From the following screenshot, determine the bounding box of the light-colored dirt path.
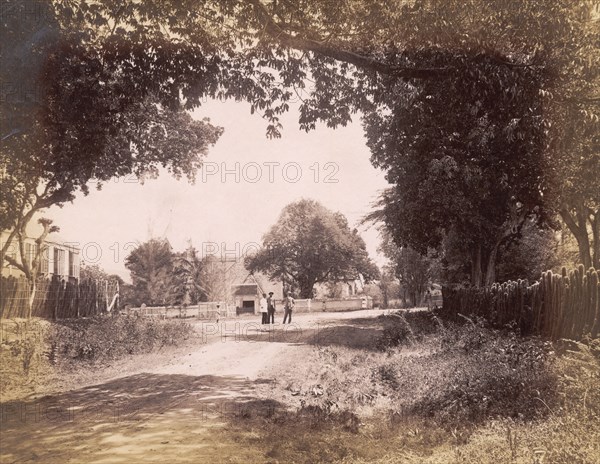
[0,309,391,464]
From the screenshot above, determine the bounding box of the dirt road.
[0,309,388,464]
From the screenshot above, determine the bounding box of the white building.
[1,230,80,281]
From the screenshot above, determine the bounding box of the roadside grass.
[236,311,600,464]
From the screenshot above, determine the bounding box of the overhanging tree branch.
[245,0,450,79]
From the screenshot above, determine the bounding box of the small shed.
[232,283,261,314]
[231,272,283,314]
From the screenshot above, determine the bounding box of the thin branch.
[4,254,25,272]
[17,228,31,279]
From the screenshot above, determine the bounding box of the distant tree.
[554,223,582,270]
[79,263,125,288]
[198,255,232,302]
[79,263,129,310]
[323,282,344,299]
[396,248,434,308]
[125,238,175,306]
[172,244,210,305]
[362,282,382,308]
[79,264,108,281]
[246,199,379,299]
[79,263,124,282]
[322,280,363,299]
[376,266,401,309]
[555,105,600,268]
[378,228,437,306]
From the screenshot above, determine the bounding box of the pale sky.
[46,99,390,281]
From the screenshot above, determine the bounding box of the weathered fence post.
[441,266,599,341]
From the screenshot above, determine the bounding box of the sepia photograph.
[1,1,599,463]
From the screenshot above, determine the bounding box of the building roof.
[232,283,259,296]
[0,230,80,251]
[45,234,80,250]
[199,256,283,300]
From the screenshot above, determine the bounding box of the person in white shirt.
[259,293,268,325]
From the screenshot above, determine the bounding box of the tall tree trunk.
[560,205,592,269]
[484,245,499,287]
[592,210,599,269]
[382,285,389,309]
[28,278,36,319]
[299,277,315,299]
[471,245,483,287]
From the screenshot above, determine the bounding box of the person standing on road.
[215,303,221,324]
[267,291,276,324]
[282,293,295,324]
[425,288,432,309]
[260,293,268,325]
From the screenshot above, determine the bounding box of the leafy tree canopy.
[124,238,174,306]
[1,0,223,267]
[40,0,598,126]
[246,199,379,298]
[365,50,551,286]
[51,0,597,276]
[2,0,598,281]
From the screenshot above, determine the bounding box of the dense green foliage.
[123,240,231,306]
[47,316,194,362]
[124,238,175,306]
[2,0,598,285]
[246,199,379,298]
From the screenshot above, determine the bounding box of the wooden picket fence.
[0,276,119,319]
[442,265,600,340]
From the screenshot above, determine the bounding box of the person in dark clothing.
[282,293,295,324]
[267,292,276,324]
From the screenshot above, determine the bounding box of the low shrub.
[377,314,413,349]
[388,319,557,424]
[0,319,52,399]
[292,404,361,433]
[280,311,558,427]
[377,310,444,350]
[372,364,400,390]
[46,315,195,364]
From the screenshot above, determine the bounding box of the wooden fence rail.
[442,265,600,340]
[0,276,119,319]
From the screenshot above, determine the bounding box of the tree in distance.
[246,199,380,299]
[124,238,175,307]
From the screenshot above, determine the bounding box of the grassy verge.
[236,311,600,464]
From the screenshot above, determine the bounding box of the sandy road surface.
[0,309,390,464]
